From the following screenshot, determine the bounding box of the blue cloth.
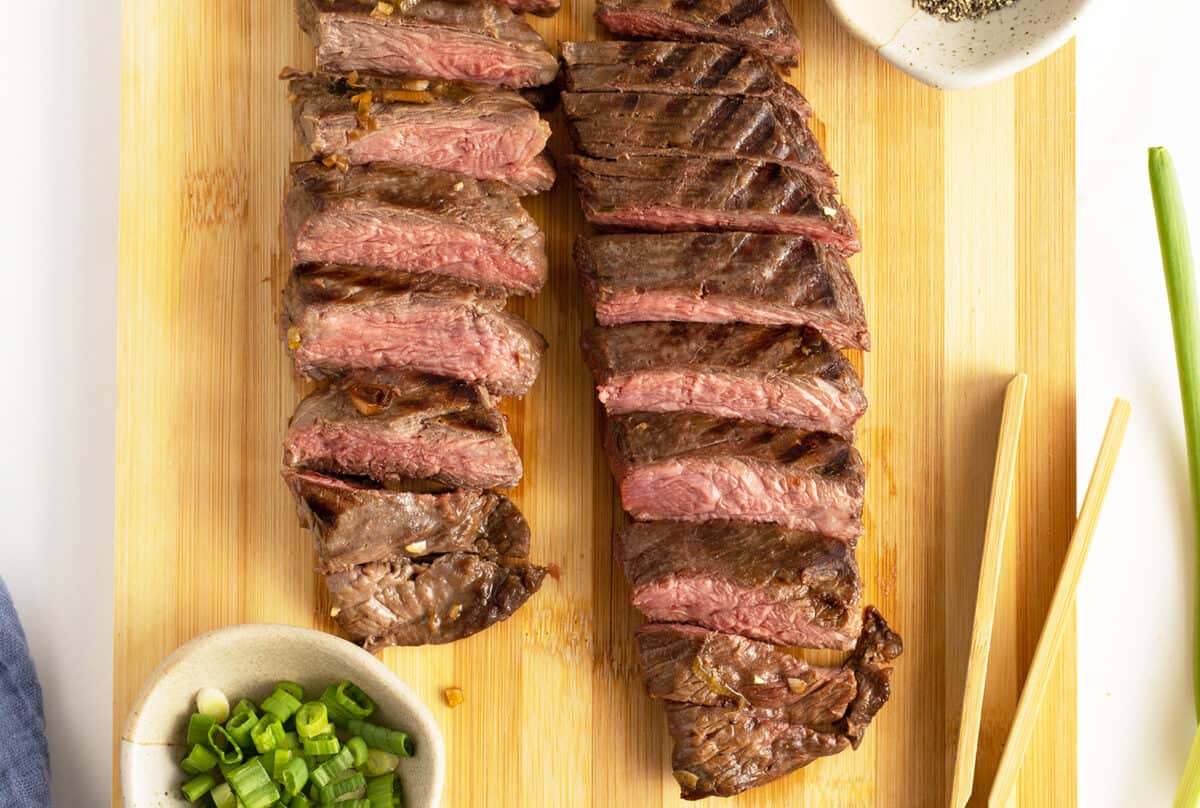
[0,577,50,807]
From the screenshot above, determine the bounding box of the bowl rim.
[119,622,446,806]
[822,0,1092,90]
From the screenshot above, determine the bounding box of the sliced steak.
[606,413,864,541]
[594,0,801,66]
[560,41,810,119]
[286,161,547,293]
[575,233,869,349]
[320,487,548,649]
[581,322,867,436]
[284,470,526,570]
[296,0,559,88]
[563,92,833,190]
[666,608,903,799]
[287,71,554,193]
[283,265,546,396]
[569,156,860,254]
[284,372,522,489]
[637,623,858,721]
[616,521,862,649]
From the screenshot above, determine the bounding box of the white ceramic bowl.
[824,0,1092,89]
[120,624,445,808]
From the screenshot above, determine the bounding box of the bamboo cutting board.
[115,2,1075,806]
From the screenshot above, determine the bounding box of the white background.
[0,1,1196,806]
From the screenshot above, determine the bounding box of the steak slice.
[286,161,547,293]
[284,470,526,570]
[605,413,865,541]
[283,265,546,396]
[560,41,810,118]
[296,0,559,88]
[575,233,869,349]
[581,322,867,436]
[563,92,833,190]
[665,608,902,799]
[318,483,548,649]
[284,372,522,489]
[594,0,801,66]
[637,623,858,721]
[287,71,554,194]
[616,521,863,649]
[569,156,860,254]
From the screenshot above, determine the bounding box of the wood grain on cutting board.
[114,1,1075,805]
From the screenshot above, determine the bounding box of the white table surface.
[1,1,1197,805]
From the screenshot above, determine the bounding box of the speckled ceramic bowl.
[824,0,1092,89]
[120,624,445,808]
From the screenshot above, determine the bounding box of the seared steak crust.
[563,92,832,189]
[283,266,546,396]
[575,233,869,348]
[286,161,547,293]
[287,71,554,193]
[594,0,801,66]
[560,41,810,117]
[284,372,523,489]
[582,322,867,436]
[569,156,860,253]
[284,470,527,570]
[616,521,863,649]
[296,0,559,88]
[666,608,902,799]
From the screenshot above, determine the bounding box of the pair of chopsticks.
[949,374,1132,808]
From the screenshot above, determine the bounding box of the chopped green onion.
[187,713,216,746]
[227,758,280,808]
[289,794,312,808]
[181,773,215,802]
[295,702,331,740]
[326,681,375,723]
[210,781,236,808]
[207,723,244,766]
[251,715,285,754]
[310,746,354,789]
[196,688,231,723]
[225,710,258,750]
[318,771,366,803]
[346,737,368,768]
[268,749,293,781]
[366,772,400,808]
[302,734,340,757]
[261,687,303,724]
[363,748,400,777]
[277,681,305,701]
[281,755,310,797]
[180,744,218,775]
[327,801,371,808]
[278,731,300,751]
[347,720,414,758]
[231,698,259,720]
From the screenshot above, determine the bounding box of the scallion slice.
[279,730,300,751]
[180,744,218,775]
[363,748,400,777]
[366,772,399,808]
[330,800,372,808]
[347,720,414,758]
[346,737,369,768]
[302,734,340,758]
[289,793,312,808]
[261,686,303,724]
[281,755,310,797]
[210,781,236,808]
[310,745,355,789]
[227,758,280,808]
[295,702,331,740]
[277,681,305,701]
[332,681,376,721]
[231,698,258,720]
[207,723,244,766]
[186,713,216,747]
[196,687,231,723]
[318,770,367,803]
[225,710,258,750]
[181,773,215,802]
[268,748,293,781]
[250,715,285,754]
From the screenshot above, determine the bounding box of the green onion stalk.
[1153,148,1200,808]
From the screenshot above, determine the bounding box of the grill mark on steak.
[282,266,546,396]
[286,161,548,294]
[560,41,809,115]
[616,521,863,648]
[568,156,859,253]
[665,608,902,799]
[594,0,801,66]
[296,0,559,88]
[283,470,528,570]
[564,93,833,189]
[605,413,865,540]
[581,322,867,436]
[284,372,523,489]
[286,71,554,193]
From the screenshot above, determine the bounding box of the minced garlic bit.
[321,154,350,172]
[286,326,303,349]
[405,540,428,555]
[380,89,433,104]
[401,79,430,92]
[447,603,463,620]
[787,677,809,694]
[451,180,465,192]
[673,770,699,790]
[371,1,396,16]
[821,205,838,218]
[443,687,464,708]
[330,606,341,617]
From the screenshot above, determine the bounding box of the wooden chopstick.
[987,398,1133,807]
[949,374,1029,808]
